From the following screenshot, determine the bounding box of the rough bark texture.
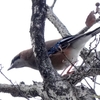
[0,82,95,100]
[46,5,70,37]
[0,0,100,100]
[29,0,98,100]
[30,0,60,82]
[30,0,80,100]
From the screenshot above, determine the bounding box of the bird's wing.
[47,27,100,55]
[45,38,62,50]
[47,36,73,55]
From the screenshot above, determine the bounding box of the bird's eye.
[11,55,20,64]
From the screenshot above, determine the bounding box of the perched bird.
[8,27,100,71]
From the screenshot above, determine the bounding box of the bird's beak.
[8,64,14,71]
[8,59,30,71]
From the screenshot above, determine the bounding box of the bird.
[8,27,100,71]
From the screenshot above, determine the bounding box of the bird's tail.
[86,27,100,36]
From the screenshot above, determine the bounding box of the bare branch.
[46,5,100,37]
[0,82,48,99]
[0,69,14,85]
[77,3,100,35]
[1,1,100,100]
[90,77,100,86]
[51,0,57,9]
[29,1,97,99]
[77,17,100,35]
[63,49,100,85]
[0,67,30,100]
[30,0,61,83]
[46,5,70,37]
[0,81,96,100]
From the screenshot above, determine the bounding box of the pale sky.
[0,0,100,100]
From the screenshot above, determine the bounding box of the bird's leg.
[66,61,77,74]
[60,65,68,76]
[58,45,77,75]
[61,61,77,76]
[58,46,71,75]
[60,65,73,76]
[58,46,68,76]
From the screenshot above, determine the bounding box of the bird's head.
[8,54,30,70]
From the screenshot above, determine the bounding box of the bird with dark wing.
[8,27,100,71]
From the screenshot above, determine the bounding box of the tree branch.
[0,82,49,99]
[51,0,57,9]
[77,17,100,34]
[0,82,96,100]
[46,5,71,37]
[29,0,98,99]
[46,5,100,37]
[63,50,100,85]
[30,0,79,100]
[30,0,61,83]
[0,1,100,100]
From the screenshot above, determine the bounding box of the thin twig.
[93,76,96,90]
[51,0,57,9]
[77,17,100,35]
[89,77,100,86]
[0,65,30,100]
[0,68,14,85]
[46,5,71,37]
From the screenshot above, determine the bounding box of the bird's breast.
[50,48,77,70]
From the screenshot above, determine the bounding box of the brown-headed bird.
[8,27,100,71]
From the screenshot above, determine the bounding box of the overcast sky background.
[0,0,100,100]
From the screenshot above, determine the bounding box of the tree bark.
[0,0,100,100]
[29,0,97,100]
